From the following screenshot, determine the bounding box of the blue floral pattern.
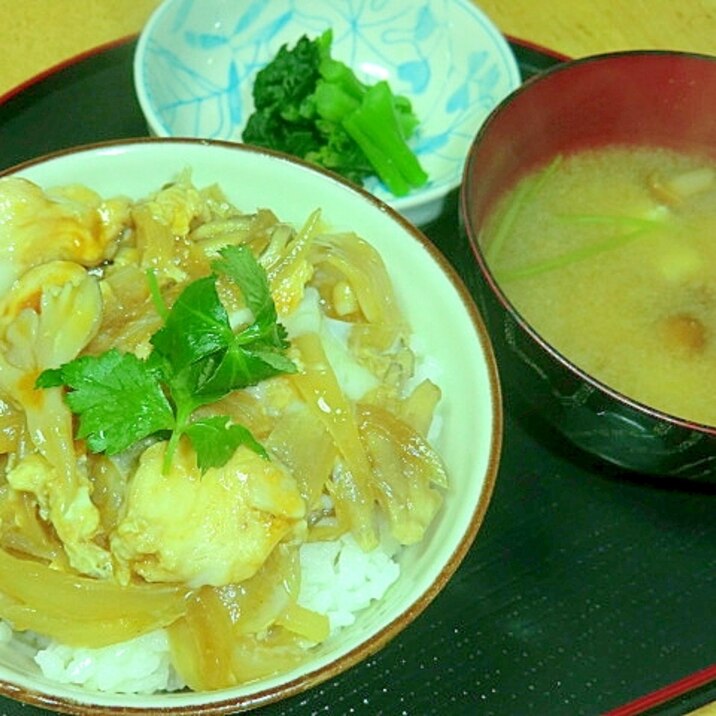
[136,0,520,210]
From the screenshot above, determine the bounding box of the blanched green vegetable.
[242,30,428,196]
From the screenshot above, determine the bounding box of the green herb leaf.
[35,368,64,388]
[191,342,296,402]
[213,245,288,348]
[185,416,268,473]
[150,275,233,372]
[35,244,295,473]
[41,349,175,455]
[213,246,272,322]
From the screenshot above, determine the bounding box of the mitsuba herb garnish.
[36,245,296,473]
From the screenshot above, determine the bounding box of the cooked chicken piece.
[0,262,111,578]
[0,177,128,295]
[0,261,101,361]
[111,440,306,587]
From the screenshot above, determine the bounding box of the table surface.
[0,2,715,716]
[3,0,716,97]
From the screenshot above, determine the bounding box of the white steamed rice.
[3,531,401,694]
[33,630,183,694]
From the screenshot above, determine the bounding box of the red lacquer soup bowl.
[461,51,716,482]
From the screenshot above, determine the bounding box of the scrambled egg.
[111,441,306,587]
[6,452,111,577]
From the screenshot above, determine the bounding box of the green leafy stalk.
[485,155,564,264]
[163,400,194,474]
[146,269,169,321]
[493,210,665,282]
[554,213,663,230]
[493,226,653,282]
[341,81,428,196]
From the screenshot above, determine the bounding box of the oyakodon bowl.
[132,0,521,226]
[461,50,716,482]
[0,138,501,714]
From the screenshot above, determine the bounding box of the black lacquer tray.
[0,37,714,716]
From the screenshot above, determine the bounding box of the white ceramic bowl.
[133,0,521,226]
[0,138,502,714]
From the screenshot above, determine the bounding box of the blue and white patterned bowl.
[133,0,521,225]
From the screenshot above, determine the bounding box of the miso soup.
[482,145,716,426]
